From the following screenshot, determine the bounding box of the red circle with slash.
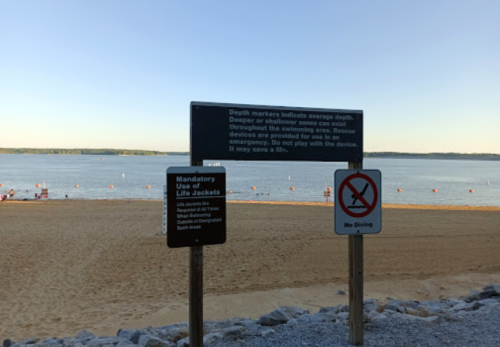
[338,173,378,218]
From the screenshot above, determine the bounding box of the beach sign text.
[191,102,363,162]
[166,166,226,248]
[334,169,382,235]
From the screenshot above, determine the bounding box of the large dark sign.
[166,166,226,248]
[191,102,363,162]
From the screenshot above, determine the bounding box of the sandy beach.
[1,200,499,340]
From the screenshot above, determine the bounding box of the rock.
[367,311,387,320]
[468,290,481,301]
[279,306,309,318]
[337,312,349,320]
[43,339,64,344]
[77,331,96,343]
[308,313,333,323]
[450,302,468,312]
[220,326,243,337]
[363,299,380,312]
[386,302,405,313]
[257,307,295,326]
[447,298,466,308]
[483,284,500,295]
[337,290,346,295]
[17,339,40,345]
[478,290,498,300]
[319,306,341,315]
[405,307,419,316]
[62,338,79,346]
[156,326,188,343]
[450,301,483,312]
[129,332,141,345]
[115,342,137,347]
[175,337,188,347]
[85,338,126,347]
[260,329,275,338]
[479,298,499,306]
[367,310,380,320]
[138,335,174,347]
[382,309,397,316]
[116,330,138,340]
[203,333,222,345]
[404,301,421,310]
[373,313,388,320]
[386,299,419,313]
[239,319,261,333]
[418,304,445,315]
[39,342,62,347]
[394,313,439,323]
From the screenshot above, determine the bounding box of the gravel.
[209,305,500,347]
[4,284,500,347]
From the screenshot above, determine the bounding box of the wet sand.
[1,200,499,339]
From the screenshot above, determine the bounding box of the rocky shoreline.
[4,284,500,347]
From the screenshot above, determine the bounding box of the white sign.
[163,185,167,234]
[334,169,381,235]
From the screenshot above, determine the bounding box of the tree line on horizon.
[0,148,188,156]
[364,152,500,160]
[0,148,498,160]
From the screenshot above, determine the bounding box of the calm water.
[0,154,499,206]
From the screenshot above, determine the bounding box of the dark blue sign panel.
[191,102,363,162]
[167,166,226,248]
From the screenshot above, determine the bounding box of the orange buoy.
[228,190,233,194]
[0,183,3,187]
[36,184,41,187]
[290,187,295,190]
[146,185,151,189]
[327,187,332,191]
[470,189,474,193]
[251,186,256,190]
[433,189,438,192]
[109,185,114,189]
[397,188,402,192]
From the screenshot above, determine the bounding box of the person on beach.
[10,189,15,199]
[65,194,68,199]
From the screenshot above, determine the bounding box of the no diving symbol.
[338,173,378,218]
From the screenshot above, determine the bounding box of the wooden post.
[190,159,203,347]
[348,160,364,345]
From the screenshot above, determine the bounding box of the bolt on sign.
[166,166,226,248]
[191,102,363,163]
[334,169,382,235]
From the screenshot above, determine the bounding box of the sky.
[1,1,499,153]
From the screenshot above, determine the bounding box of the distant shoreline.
[0,148,188,156]
[1,149,499,160]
